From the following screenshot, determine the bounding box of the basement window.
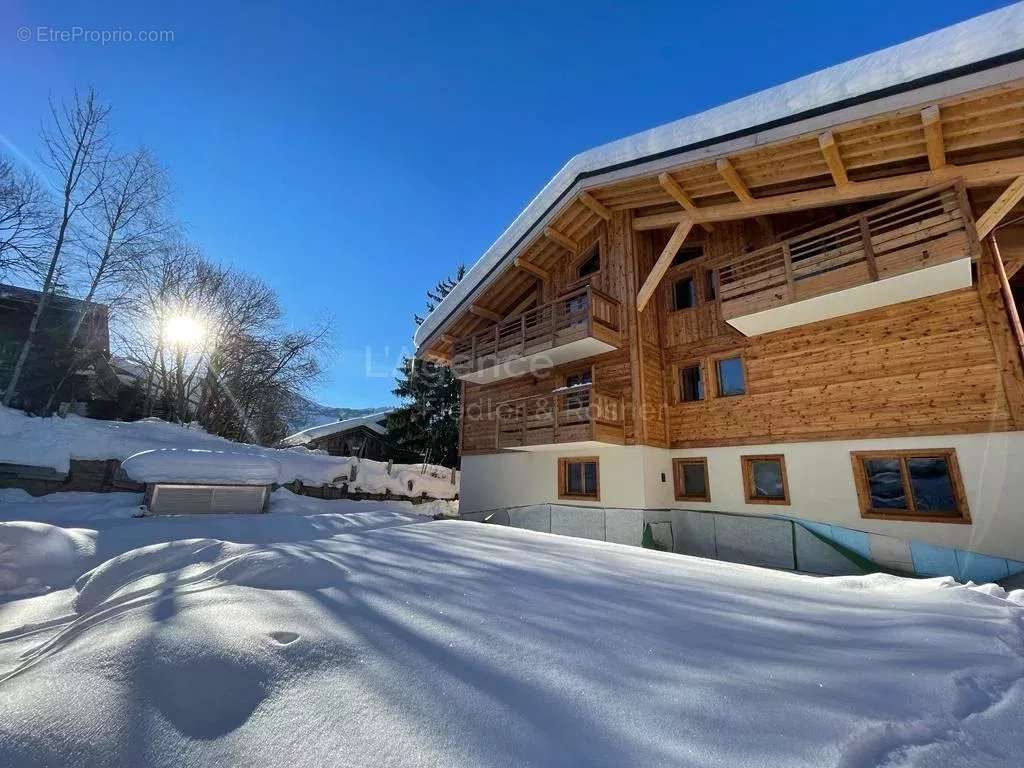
[678,364,704,402]
[576,244,600,279]
[742,455,789,505]
[673,458,710,502]
[851,449,969,522]
[673,277,696,310]
[559,456,600,501]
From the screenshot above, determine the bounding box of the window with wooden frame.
[673,458,710,502]
[575,243,600,280]
[672,275,696,311]
[850,449,970,523]
[677,363,704,403]
[558,456,600,501]
[741,454,789,505]
[562,368,592,411]
[715,356,746,397]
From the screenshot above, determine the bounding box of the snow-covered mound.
[0,405,457,499]
[0,489,1022,767]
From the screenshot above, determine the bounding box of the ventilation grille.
[148,484,269,515]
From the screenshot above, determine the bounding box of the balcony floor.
[457,335,617,384]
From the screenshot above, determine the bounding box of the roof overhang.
[414,4,1024,354]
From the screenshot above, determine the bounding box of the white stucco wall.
[460,432,1024,562]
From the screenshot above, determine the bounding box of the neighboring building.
[413,7,1024,578]
[0,283,119,414]
[280,410,397,459]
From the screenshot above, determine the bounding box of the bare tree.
[0,155,48,282]
[42,148,169,411]
[3,89,110,407]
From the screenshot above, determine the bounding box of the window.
[741,455,789,505]
[716,356,746,397]
[673,277,696,310]
[672,244,704,267]
[851,449,969,522]
[678,364,704,402]
[705,269,717,301]
[576,244,600,279]
[673,458,710,502]
[558,456,600,500]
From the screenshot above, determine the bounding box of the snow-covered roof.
[415,4,1024,349]
[279,410,394,447]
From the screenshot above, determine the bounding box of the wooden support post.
[976,176,1024,239]
[781,243,795,301]
[818,131,848,186]
[858,217,879,280]
[921,106,946,171]
[658,172,713,232]
[578,191,612,221]
[990,234,1024,371]
[716,158,754,203]
[636,218,694,312]
[544,226,578,254]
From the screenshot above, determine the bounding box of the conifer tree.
[388,265,465,467]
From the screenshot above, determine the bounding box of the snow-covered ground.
[1,490,1022,767]
[0,406,457,499]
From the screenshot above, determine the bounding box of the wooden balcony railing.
[494,384,625,449]
[451,285,622,378]
[717,182,978,321]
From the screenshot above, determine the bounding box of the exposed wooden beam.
[657,172,713,232]
[636,218,694,313]
[440,333,456,345]
[513,257,549,281]
[716,158,754,203]
[631,156,1024,230]
[469,304,502,323]
[818,131,848,186]
[976,175,1024,239]
[921,105,947,171]
[578,191,612,221]
[544,226,578,254]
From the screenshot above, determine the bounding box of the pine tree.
[388,265,466,467]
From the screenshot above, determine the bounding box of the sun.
[164,314,204,347]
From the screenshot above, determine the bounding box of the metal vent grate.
[148,484,270,515]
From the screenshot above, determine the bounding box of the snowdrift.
[1,488,1022,767]
[0,405,457,499]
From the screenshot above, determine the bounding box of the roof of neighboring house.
[0,283,109,316]
[414,4,1024,350]
[280,410,394,447]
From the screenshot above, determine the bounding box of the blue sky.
[1,0,1010,406]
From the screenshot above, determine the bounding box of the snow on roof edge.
[280,410,394,446]
[414,3,1024,349]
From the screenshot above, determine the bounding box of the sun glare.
[164,315,204,347]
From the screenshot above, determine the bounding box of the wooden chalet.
[414,6,1024,571]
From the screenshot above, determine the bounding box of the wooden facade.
[425,76,1024,461]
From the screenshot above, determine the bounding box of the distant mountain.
[285,396,393,435]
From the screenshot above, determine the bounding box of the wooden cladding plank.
[636,219,694,312]
[976,175,1024,239]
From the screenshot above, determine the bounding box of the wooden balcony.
[495,384,625,450]
[451,285,623,383]
[717,182,980,335]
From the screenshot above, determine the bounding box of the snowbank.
[0,490,1022,766]
[0,521,96,598]
[0,405,458,499]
